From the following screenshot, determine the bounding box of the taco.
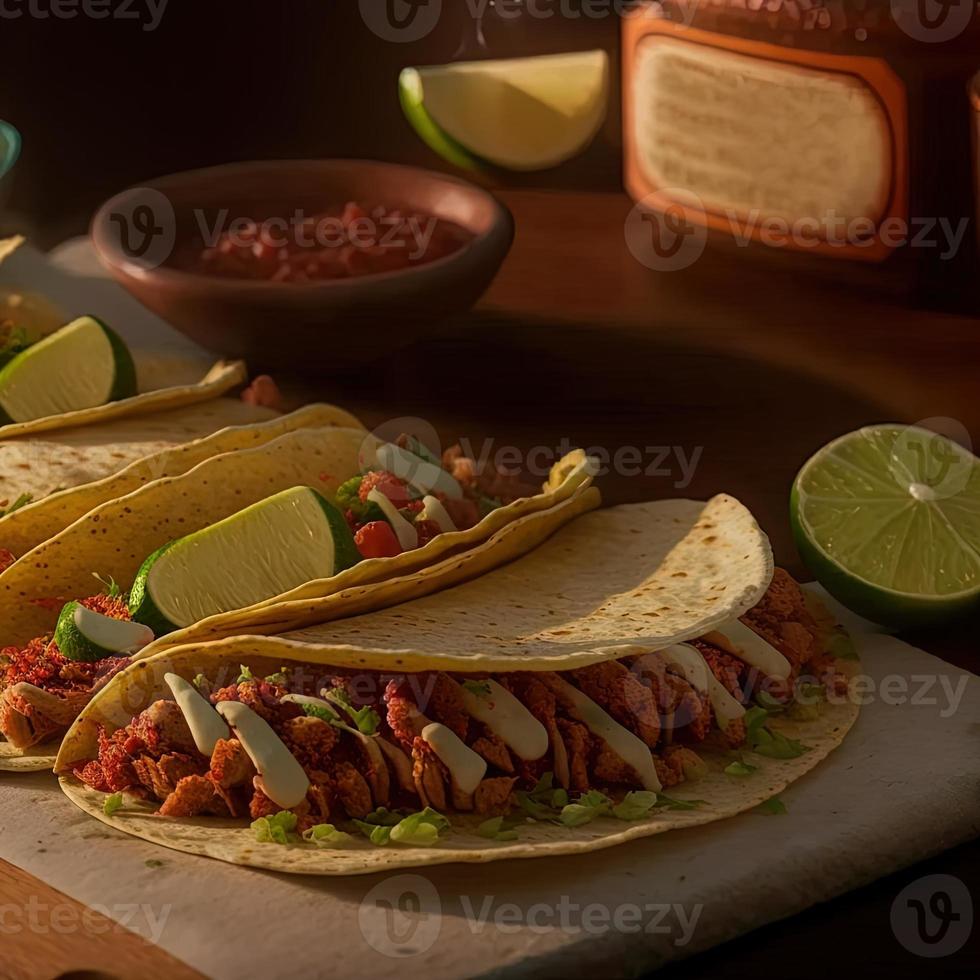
[54,499,858,873]
[0,437,599,768]
[0,402,362,561]
[0,305,251,440]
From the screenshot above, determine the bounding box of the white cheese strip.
[459,679,548,761]
[376,443,463,499]
[660,645,746,733]
[215,701,309,809]
[164,673,230,757]
[420,495,457,534]
[552,677,662,791]
[704,620,792,680]
[421,722,487,794]
[367,488,419,551]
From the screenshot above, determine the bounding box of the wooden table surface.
[1,189,977,979]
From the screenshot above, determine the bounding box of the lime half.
[400,50,609,172]
[791,425,980,628]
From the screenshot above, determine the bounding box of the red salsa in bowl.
[172,202,475,283]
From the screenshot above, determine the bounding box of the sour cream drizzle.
[164,673,229,757]
[420,495,457,534]
[215,701,309,808]
[421,722,487,794]
[367,488,418,551]
[551,677,662,792]
[660,645,746,732]
[458,679,548,761]
[704,620,792,680]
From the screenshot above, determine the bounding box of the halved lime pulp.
[0,315,136,423]
[400,50,609,172]
[791,425,980,627]
[129,486,361,634]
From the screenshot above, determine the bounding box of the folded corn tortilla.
[0,403,362,559]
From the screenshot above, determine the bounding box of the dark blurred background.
[0,0,624,245]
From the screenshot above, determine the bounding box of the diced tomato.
[358,471,410,507]
[354,521,402,559]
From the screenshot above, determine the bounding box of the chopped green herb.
[560,790,612,827]
[0,492,33,519]
[753,730,809,759]
[757,797,788,816]
[302,702,338,723]
[325,688,380,736]
[191,674,210,696]
[251,810,298,845]
[336,475,386,523]
[461,679,492,697]
[654,793,705,811]
[302,823,354,847]
[754,690,785,713]
[264,669,288,686]
[237,665,254,684]
[103,792,123,817]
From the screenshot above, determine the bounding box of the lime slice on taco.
[129,486,362,635]
[791,425,980,627]
[399,50,609,171]
[53,601,154,663]
[0,315,137,423]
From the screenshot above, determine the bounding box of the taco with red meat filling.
[56,496,859,872]
[0,430,598,769]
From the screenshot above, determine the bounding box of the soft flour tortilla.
[0,440,598,649]
[0,359,249,441]
[54,506,858,873]
[0,403,363,559]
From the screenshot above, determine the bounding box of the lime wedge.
[54,601,154,663]
[791,425,980,627]
[0,315,136,423]
[129,486,361,634]
[400,50,609,172]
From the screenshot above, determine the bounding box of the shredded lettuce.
[302,823,354,847]
[611,790,658,821]
[103,792,123,817]
[354,807,449,847]
[744,704,810,759]
[560,790,612,827]
[477,816,519,841]
[0,492,31,519]
[724,760,758,777]
[251,810,298,845]
[757,797,788,816]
